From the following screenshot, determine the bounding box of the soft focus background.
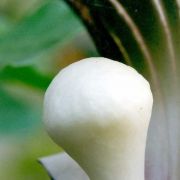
[0,0,98,179]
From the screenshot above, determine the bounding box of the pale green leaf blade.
[0,0,83,67]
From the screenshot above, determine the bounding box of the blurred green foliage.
[0,0,85,135]
[0,0,96,179]
[0,0,83,67]
[0,66,52,90]
[0,87,40,134]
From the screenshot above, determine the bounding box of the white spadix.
[43,57,153,180]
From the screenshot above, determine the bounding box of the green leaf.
[0,66,52,90]
[0,17,13,35]
[0,87,41,135]
[0,0,83,67]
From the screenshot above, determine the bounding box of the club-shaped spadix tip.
[43,57,153,180]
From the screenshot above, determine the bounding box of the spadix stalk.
[43,57,153,180]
